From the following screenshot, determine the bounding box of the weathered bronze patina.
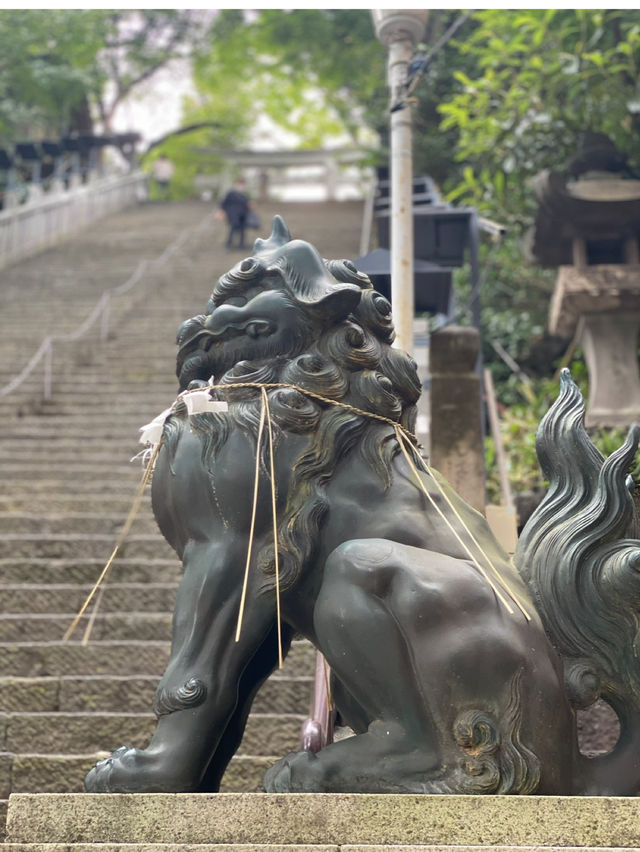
[85,217,640,795]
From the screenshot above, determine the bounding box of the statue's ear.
[316,284,362,323]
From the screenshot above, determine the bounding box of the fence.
[0,209,216,402]
[0,171,148,271]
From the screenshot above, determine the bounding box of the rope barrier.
[0,209,217,401]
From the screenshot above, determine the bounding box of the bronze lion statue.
[86,216,640,795]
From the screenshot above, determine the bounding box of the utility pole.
[372,10,429,355]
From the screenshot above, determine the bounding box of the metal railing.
[0,209,217,401]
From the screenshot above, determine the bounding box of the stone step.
[0,613,172,643]
[0,712,304,756]
[0,404,175,420]
[1,426,150,441]
[1,753,274,796]
[0,374,177,389]
[0,674,312,715]
[0,387,175,403]
[0,558,180,585]
[0,419,155,434]
[0,437,137,450]
[2,844,340,852]
[0,514,159,536]
[8,793,640,847]
[0,583,177,614]
[0,535,174,560]
[0,480,152,495]
[0,464,142,480]
[0,447,154,462]
[0,640,315,678]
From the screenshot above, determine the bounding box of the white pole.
[388,36,415,355]
[372,10,429,358]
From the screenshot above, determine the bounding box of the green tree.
[0,10,107,144]
[94,11,210,133]
[193,10,387,149]
[438,9,640,226]
[0,10,212,146]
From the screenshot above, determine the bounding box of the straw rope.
[64,378,529,645]
[261,387,284,668]
[63,440,163,642]
[234,391,267,644]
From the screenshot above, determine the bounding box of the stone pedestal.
[549,264,640,428]
[7,792,640,849]
[429,326,485,513]
[581,312,640,428]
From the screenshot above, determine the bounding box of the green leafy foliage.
[0,10,108,144]
[437,9,640,226]
[95,11,208,132]
[193,10,387,148]
[485,358,640,503]
[0,10,209,146]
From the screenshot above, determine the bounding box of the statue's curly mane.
[164,251,421,593]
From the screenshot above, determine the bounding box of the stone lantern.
[528,134,640,428]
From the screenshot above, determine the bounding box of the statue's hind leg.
[265,539,445,793]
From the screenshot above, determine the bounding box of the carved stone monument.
[84,216,640,796]
[429,325,485,512]
[528,133,640,427]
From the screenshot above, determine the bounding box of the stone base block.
[6,793,640,847]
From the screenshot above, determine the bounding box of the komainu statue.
[85,216,640,796]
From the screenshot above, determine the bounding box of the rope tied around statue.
[63,380,531,653]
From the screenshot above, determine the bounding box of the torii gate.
[191,146,369,202]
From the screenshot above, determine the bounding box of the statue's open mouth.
[178,318,275,358]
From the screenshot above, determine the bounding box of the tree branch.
[144,121,222,154]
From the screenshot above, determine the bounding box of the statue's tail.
[515,369,640,794]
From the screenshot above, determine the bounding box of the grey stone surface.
[580,312,640,428]
[0,754,11,799]
[0,641,314,679]
[549,264,640,339]
[0,614,173,643]
[1,712,303,756]
[6,755,274,795]
[429,326,485,512]
[5,847,640,852]
[0,535,175,561]
[0,559,180,586]
[2,846,339,852]
[0,584,178,615]
[7,794,640,846]
[0,679,59,714]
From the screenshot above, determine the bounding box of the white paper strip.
[139,406,174,446]
[182,389,229,416]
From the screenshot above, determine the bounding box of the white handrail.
[0,208,217,401]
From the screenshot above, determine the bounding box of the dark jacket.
[220,189,249,226]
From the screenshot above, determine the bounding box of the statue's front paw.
[85,746,133,792]
[263,750,318,792]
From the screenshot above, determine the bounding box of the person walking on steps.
[218,177,251,250]
[151,155,175,200]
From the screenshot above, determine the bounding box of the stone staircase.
[6,791,640,850]
[0,199,366,837]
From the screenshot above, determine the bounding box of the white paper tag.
[182,389,229,416]
[139,406,174,446]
